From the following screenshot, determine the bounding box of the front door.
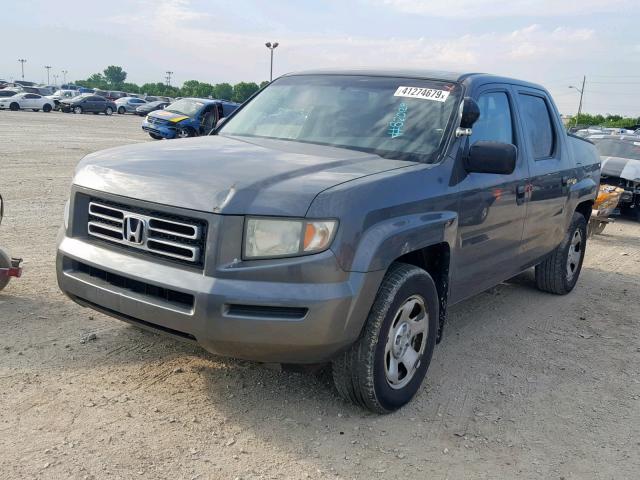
[451,86,530,302]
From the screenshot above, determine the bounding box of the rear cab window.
[518,93,556,159]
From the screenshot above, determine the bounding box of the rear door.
[92,96,106,112]
[513,88,573,263]
[452,85,530,301]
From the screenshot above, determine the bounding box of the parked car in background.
[59,70,600,412]
[135,100,169,116]
[78,87,94,94]
[115,97,147,114]
[0,89,20,98]
[0,92,54,112]
[47,89,80,110]
[589,134,640,220]
[106,91,127,101]
[36,86,55,96]
[60,94,116,115]
[144,95,173,103]
[141,98,238,139]
[93,90,108,98]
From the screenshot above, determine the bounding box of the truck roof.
[283,68,546,91]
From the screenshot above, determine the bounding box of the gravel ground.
[0,110,639,480]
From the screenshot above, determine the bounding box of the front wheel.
[176,127,194,138]
[105,107,113,115]
[73,106,83,114]
[535,212,587,295]
[332,263,439,413]
[9,103,19,111]
[117,107,125,114]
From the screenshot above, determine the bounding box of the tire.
[149,133,163,140]
[0,249,11,291]
[588,220,607,237]
[535,212,587,295]
[117,107,125,114]
[105,107,113,116]
[176,127,194,138]
[43,104,52,112]
[32,109,39,112]
[73,106,83,114]
[9,103,19,111]
[332,263,439,413]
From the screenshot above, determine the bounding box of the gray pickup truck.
[57,70,600,412]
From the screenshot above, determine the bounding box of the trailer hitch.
[0,258,23,280]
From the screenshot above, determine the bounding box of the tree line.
[74,65,269,103]
[571,113,639,128]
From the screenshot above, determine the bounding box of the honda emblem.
[124,216,145,244]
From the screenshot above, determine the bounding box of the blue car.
[142,98,239,140]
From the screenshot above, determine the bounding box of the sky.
[2,0,639,116]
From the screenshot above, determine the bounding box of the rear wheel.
[9,103,19,111]
[117,107,126,114]
[535,212,587,295]
[32,109,39,112]
[105,107,113,115]
[43,104,52,112]
[332,263,438,413]
[0,249,12,291]
[73,106,83,114]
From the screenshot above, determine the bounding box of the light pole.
[62,70,68,84]
[18,58,27,80]
[569,75,586,126]
[45,65,52,85]
[53,74,59,85]
[165,71,173,86]
[265,42,279,82]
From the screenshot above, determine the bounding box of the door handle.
[516,184,526,205]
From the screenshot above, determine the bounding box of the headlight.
[244,218,337,259]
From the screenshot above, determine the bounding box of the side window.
[518,94,555,159]
[94,96,105,102]
[470,92,513,145]
[26,94,39,99]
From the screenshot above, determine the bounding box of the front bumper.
[141,120,176,139]
[57,220,382,364]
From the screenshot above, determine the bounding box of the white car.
[0,92,54,112]
[47,89,80,110]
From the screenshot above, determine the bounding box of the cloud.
[374,0,634,17]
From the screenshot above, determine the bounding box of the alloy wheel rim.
[177,129,189,138]
[384,295,428,390]
[566,229,583,282]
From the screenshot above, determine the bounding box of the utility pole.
[45,65,52,85]
[53,74,59,85]
[62,70,68,84]
[165,71,173,86]
[18,58,27,80]
[265,42,279,82]
[569,76,586,126]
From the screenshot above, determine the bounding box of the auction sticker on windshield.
[394,86,450,103]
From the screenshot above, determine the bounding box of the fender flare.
[348,211,458,273]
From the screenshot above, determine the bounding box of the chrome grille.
[87,200,205,265]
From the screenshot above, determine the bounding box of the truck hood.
[601,155,640,182]
[73,135,415,216]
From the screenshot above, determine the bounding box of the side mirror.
[460,97,480,129]
[466,141,516,175]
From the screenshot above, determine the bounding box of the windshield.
[591,138,640,160]
[219,75,461,162]
[165,99,205,116]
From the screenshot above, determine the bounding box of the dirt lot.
[0,110,638,479]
